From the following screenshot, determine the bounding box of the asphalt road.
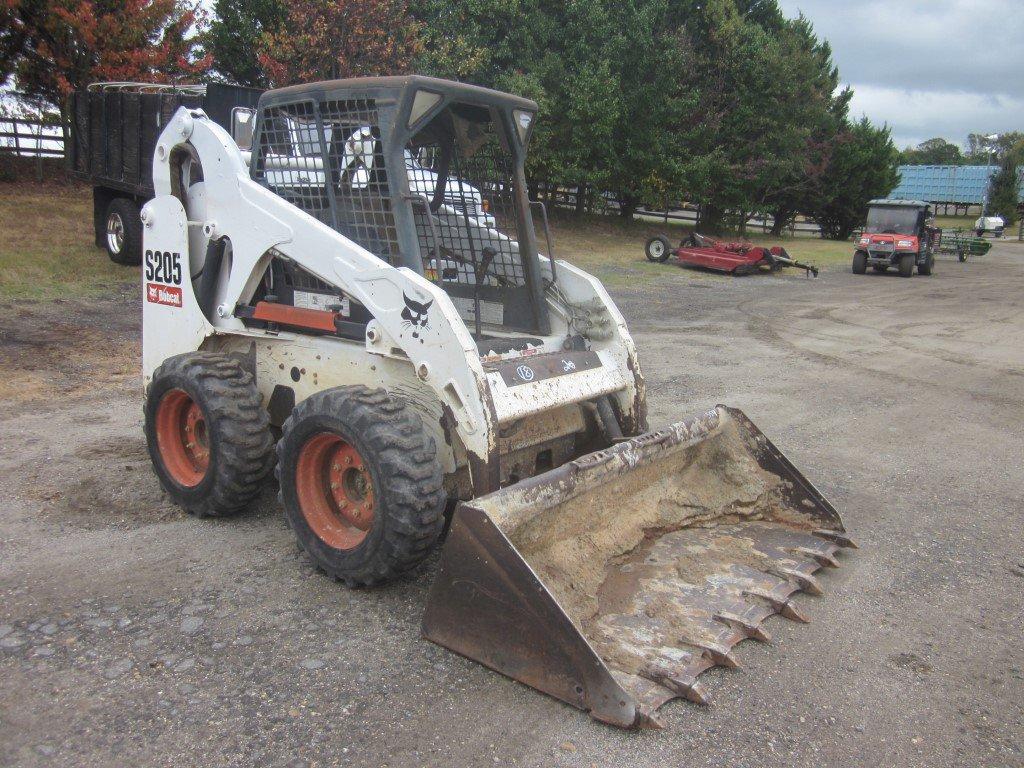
[1,242,1022,767]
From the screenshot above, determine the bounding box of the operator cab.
[246,76,551,342]
[864,199,932,237]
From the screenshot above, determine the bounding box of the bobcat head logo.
[401,293,433,340]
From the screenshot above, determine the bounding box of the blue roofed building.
[889,165,1024,215]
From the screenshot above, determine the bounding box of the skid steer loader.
[140,76,854,728]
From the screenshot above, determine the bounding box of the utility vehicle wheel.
[277,386,445,586]
[898,254,915,277]
[872,265,888,273]
[145,352,275,516]
[645,235,673,263]
[105,198,142,265]
[852,251,867,274]
[918,254,934,276]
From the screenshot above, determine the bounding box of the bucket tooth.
[814,529,858,549]
[779,568,824,596]
[715,611,772,643]
[642,667,711,706]
[778,598,810,623]
[696,643,741,670]
[796,546,840,568]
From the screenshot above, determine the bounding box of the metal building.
[889,165,1024,215]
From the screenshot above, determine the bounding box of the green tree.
[899,138,963,165]
[807,117,899,240]
[206,0,286,87]
[760,14,850,234]
[987,155,1020,227]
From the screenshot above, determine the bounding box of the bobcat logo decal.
[401,293,433,340]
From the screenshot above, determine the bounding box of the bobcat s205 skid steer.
[140,76,854,728]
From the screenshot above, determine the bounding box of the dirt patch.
[23,432,185,531]
[0,299,138,407]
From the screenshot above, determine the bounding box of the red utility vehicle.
[645,232,818,277]
[853,199,940,277]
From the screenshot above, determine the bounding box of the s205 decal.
[145,250,184,307]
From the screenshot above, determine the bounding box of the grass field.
[0,184,130,300]
[0,184,858,301]
[545,213,853,287]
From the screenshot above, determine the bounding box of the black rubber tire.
[645,235,674,263]
[918,254,934,276]
[852,251,867,274]
[958,249,967,263]
[898,254,915,277]
[105,197,142,266]
[277,386,445,586]
[872,265,888,273]
[144,352,275,517]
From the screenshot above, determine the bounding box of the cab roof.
[260,75,538,113]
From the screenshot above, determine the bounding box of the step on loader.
[139,76,854,728]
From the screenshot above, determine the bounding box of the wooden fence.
[0,118,65,158]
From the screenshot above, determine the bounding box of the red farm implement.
[645,233,818,277]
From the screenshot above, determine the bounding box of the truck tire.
[852,251,867,274]
[277,386,446,586]
[105,197,142,266]
[898,254,915,277]
[145,352,275,517]
[918,254,934,276]
[645,235,674,263]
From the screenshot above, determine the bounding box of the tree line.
[2,0,902,239]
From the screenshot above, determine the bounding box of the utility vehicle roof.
[868,198,930,208]
[260,75,538,113]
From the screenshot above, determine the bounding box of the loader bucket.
[422,406,855,728]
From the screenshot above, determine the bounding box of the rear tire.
[105,198,142,265]
[918,254,934,275]
[898,254,915,277]
[852,251,867,274]
[645,235,673,263]
[277,386,446,586]
[145,352,275,517]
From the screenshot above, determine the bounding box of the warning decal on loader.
[489,350,601,387]
[146,283,183,307]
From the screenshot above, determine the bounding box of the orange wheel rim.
[295,432,375,550]
[155,388,210,487]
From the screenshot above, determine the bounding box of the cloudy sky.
[778,0,1024,150]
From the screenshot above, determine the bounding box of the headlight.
[897,239,914,248]
[859,236,870,245]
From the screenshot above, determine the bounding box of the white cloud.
[848,85,1024,149]
[779,0,1024,148]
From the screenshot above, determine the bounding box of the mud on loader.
[140,76,854,728]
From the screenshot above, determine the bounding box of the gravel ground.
[1,242,1022,767]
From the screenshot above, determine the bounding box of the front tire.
[918,254,934,275]
[645,235,673,263]
[898,254,915,277]
[105,197,142,265]
[277,386,445,586]
[145,352,275,516]
[852,251,867,274]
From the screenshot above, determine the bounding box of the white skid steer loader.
[140,76,854,728]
